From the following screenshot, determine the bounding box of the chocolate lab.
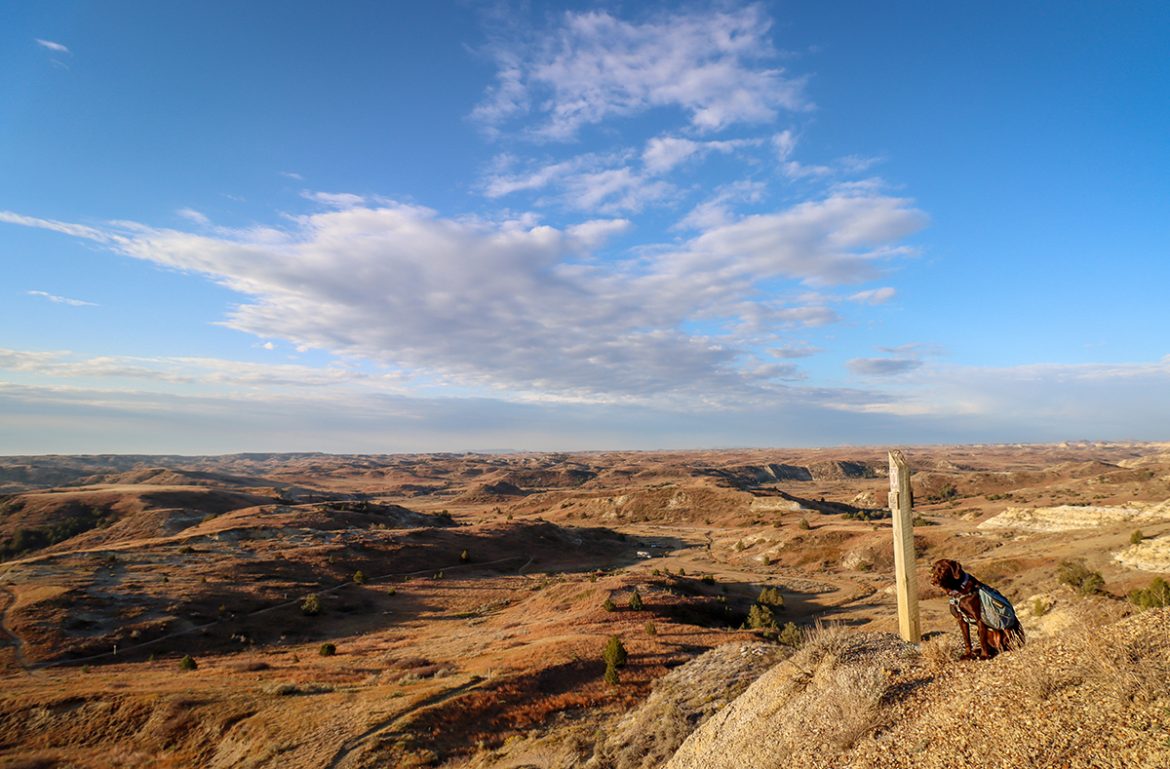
[929,559,1026,660]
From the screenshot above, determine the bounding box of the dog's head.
[930,559,965,590]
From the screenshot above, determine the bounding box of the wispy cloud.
[35,39,70,54]
[2,190,926,403]
[176,208,210,225]
[26,290,97,307]
[847,357,923,376]
[0,348,391,390]
[280,171,304,180]
[849,287,896,305]
[473,5,809,140]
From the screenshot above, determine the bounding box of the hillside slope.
[665,607,1170,769]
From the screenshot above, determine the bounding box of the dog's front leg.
[958,618,976,660]
[975,621,997,659]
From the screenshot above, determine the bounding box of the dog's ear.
[930,559,962,586]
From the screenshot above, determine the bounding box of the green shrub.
[644,620,657,636]
[628,590,644,611]
[353,570,366,585]
[604,664,620,686]
[386,587,397,596]
[1057,560,1105,596]
[757,586,784,608]
[603,635,628,668]
[300,594,321,616]
[602,597,616,612]
[1129,577,1170,610]
[1130,530,1145,545]
[459,549,470,563]
[178,655,198,671]
[777,622,803,648]
[1030,597,1050,617]
[798,518,811,530]
[319,642,336,656]
[746,603,779,633]
[700,574,715,585]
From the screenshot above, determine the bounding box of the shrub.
[602,597,616,612]
[700,574,715,585]
[387,587,397,596]
[757,586,784,608]
[628,590,644,611]
[644,620,657,636]
[798,518,811,530]
[603,635,628,668]
[459,549,470,563]
[353,570,366,585]
[319,642,337,656]
[178,655,198,671]
[1129,577,1170,610]
[777,622,803,648]
[746,603,779,633]
[1057,560,1105,596]
[604,664,620,686]
[300,594,321,616]
[1130,529,1145,545]
[1030,597,1050,617]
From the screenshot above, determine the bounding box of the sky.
[1,1,1169,454]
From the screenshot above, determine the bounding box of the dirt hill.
[665,607,1170,769]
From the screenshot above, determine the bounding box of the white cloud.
[849,287,896,305]
[474,5,809,140]
[773,130,798,161]
[35,39,70,54]
[176,208,210,225]
[676,180,767,231]
[566,219,632,250]
[26,290,97,307]
[2,191,924,402]
[280,171,304,180]
[642,136,758,174]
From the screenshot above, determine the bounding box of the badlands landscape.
[1,443,1169,769]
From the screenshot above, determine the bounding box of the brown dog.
[929,559,1025,660]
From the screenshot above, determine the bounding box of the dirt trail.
[325,676,487,769]
[0,585,30,673]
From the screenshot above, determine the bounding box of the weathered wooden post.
[888,450,920,643]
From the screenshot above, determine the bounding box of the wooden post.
[888,450,920,643]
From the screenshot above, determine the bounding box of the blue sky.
[2,1,1168,453]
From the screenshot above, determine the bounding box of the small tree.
[319,642,337,656]
[460,548,471,563]
[746,603,779,633]
[777,622,803,648]
[353,570,366,585]
[628,590,644,611]
[645,620,657,636]
[1131,530,1145,545]
[602,597,616,612]
[301,594,321,616]
[603,635,628,669]
[604,664,620,686]
[1129,577,1170,609]
[757,586,784,608]
[178,655,198,671]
